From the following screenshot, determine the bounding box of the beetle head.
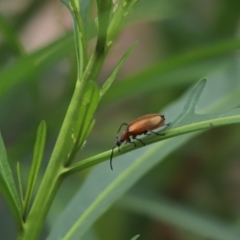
[159,114,165,120]
[116,138,122,147]
[115,135,122,147]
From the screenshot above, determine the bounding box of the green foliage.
[130,234,140,240]
[121,194,240,240]
[48,79,240,239]
[0,0,240,240]
[0,132,22,231]
[23,121,47,218]
[100,42,137,98]
[0,14,24,56]
[102,39,240,104]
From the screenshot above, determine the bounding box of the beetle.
[110,114,169,170]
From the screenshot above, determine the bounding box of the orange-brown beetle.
[110,114,168,170]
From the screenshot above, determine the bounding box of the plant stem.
[17,0,139,237]
[18,75,92,239]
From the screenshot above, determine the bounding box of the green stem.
[65,114,240,175]
[17,0,139,238]
[18,75,90,239]
[18,22,109,240]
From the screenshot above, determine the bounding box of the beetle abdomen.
[128,114,165,134]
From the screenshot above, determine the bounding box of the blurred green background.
[0,0,240,239]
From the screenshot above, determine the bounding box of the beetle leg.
[132,135,145,146]
[144,131,151,136]
[127,138,136,147]
[149,130,165,136]
[118,146,121,152]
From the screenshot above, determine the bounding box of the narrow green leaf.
[107,0,139,43]
[16,162,24,207]
[0,132,23,230]
[102,39,240,104]
[0,34,74,100]
[170,79,206,125]
[78,119,95,150]
[48,76,240,239]
[130,234,140,240]
[23,121,47,217]
[66,81,99,165]
[77,82,99,147]
[127,0,186,23]
[95,0,112,54]
[82,230,99,240]
[121,194,240,240]
[0,14,24,56]
[183,79,206,113]
[100,42,137,98]
[0,56,37,98]
[80,0,91,28]
[62,0,88,76]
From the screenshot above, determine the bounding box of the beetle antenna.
[110,146,116,170]
[117,123,128,134]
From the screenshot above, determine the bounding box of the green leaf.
[0,14,24,56]
[67,81,99,165]
[95,0,112,54]
[78,119,95,150]
[47,77,240,239]
[23,121,47,217]
[130,234,140,240]
[76,81,99,147]
[61,0,91,34]
[107,0,139,44]
[121,194,240,240]
[48,136,193,239]
[102,39,240,104]
[64,76,240,173]
[128,0,188,23]
[161,79,240,137]
[80,0,91,28]
[100,42,137,98]
[0,132,23,231]
[0,34,74,100]
[16,162,24,207]
[62,0,88,76]
[82,230,99,240]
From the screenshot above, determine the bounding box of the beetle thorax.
[116,131,130,146]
